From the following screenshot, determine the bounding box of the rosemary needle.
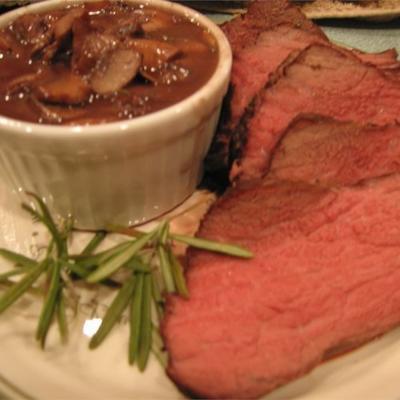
[168,249,189,299]
[0,249,38,268]
[87,230,157,283]
[0,267,34,283]
[63,261,93,279]
[136,273,152,372]
[171,234,253,258]
[157,223,175,294]
[89,275,136,349]
[23,193,66,257]
[57,291,68,344]
[157,246,175,294]
[72,241,132,269]
[129,273,144,365]
[151,272,164,321]
[36,261,61,348]
[80,231,107,256]
[0,260,48,314]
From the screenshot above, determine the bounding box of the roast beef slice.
[269,115,400,187]
[232,44,400,182]
[221,0,325,54]
[228,27,399,131]
[205,0,400,188]
[203,25,326,189]
[164,173,400,399]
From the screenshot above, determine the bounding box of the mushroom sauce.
[0,1,219,124]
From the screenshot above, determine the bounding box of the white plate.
[2,180,400,400]
[1,18,400,400]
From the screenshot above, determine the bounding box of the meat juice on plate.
[0,1,218,124]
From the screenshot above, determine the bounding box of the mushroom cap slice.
[89,48,141,95]
[35,69,92,105]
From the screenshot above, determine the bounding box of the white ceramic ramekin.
[0,0,231,229]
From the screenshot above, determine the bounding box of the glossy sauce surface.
[0,1,218,124]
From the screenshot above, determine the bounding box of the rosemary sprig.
[23,192,67,258]
[0,194,74,348]
[0,193,253,371]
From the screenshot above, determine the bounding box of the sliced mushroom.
[172,38,210,55]
[41,8,86,61]
[35,69,92,105]
[135,9,172,33]
[72,19,119,75]
[113,16,142,37]
[54,7,85,40]
[89,14,142,38]
[89,48,141,94]
[140,62,189,85]
[127,38,180,67]
[30,95,87,124]
[10,14,53,55]
[7,72,42,94]
[126,38,181,83]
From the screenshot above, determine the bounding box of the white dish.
[2,184,400,400]
[1,9,400,400]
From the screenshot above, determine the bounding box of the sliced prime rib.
[228,31,399,131]
[204,0,327,188]
[164,173,400,399]
[204,24,325,189]
[230,44,400,182]
[164,108,400,398]
[203,25,326,188]
[228,29,399,131]
[166,0,400,397]
[269,115,400,186]
[204,0,400,188]
[228,26,325,129]
[221,0,325,54]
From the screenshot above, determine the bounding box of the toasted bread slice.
[297,0,400,20]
